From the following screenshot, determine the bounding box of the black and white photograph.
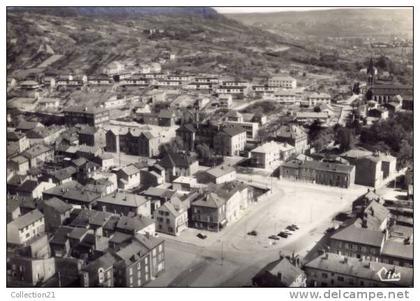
[3,1,416,297]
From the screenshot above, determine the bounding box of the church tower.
[367,57,376,87]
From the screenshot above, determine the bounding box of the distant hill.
[226,8,413,38]
[7,7,307,78]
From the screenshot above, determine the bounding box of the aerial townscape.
[6,7,413,288]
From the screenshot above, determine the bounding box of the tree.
[352,82,361,95]
[196,143,212,160]
[336,127,354,151]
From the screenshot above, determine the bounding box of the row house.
[307,92,332,107]
[213,126,247,156]
[154,198,188,236]
[7,209,45,246]
[94,192,151,217]
[304,252,413,287]
[63,106,110,127]
[105,128,160,158]
[280,160,355,188]
[268,75,297,89]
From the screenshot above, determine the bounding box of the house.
[213,126,247,156]
[176,124,197,151]
[114,165,141,190]
[111,234,165,287]
[190,193,226,232]
[225,121,259,141]
[250,141,295,170]
[22,144,54,168]
[7,131,30,152]
[197,165,236,184]
[78,126,106,147]
[371,84,413,104]
[19,80,42,90]
[80,252,116,287]
[268,75,296,89]
[15,120,44,133]
[43,181,101,209]
[330,225,385,262]
[308,92,331,106]
[42,197,73,232]
[37,97,60,110]
[105,128,160,158]
[141,187,176,216]
[7,209,45,245]
[295,112,330,124]
[94,192,151,217]
[159,151,199,182]
[252,255,306,287]
[154,198,188,236]
[13,179,56,199]
[63,106,110,126]
[8,255,56,286]
[354,154,383,187]
[157,110,177,127]
[8,155,30,175]
[218,94,233,108]
[379,153,397,179]
[275,124,308,154]
[26,126,66,146]
[271,90,299,104]
[304,252,413,287]
[280,160,355,188]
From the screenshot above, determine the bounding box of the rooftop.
[8,209,43,230]
[331,224,384,247]
[305,252,413,286]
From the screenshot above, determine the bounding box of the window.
[137,279,141,286]
[145,257,148,264]
[321,273,328,279]
[337,276,344,282]
[129,268,133,275]
[129,277,133,284]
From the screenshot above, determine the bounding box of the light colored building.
[213,127,247,156]
[7,209,45,245]
[154,198,188,236]
[304,252,413,287]
[115,165,141,190]
[268,75,297,89]
[197,165,237,184]
[250,141,295,169]
[308,92,331,106]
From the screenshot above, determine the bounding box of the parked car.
[286,225,297,231]
[278,232,289,238]
[247,230,258,236]
[291,224,299,230]
[268,235,280,240]
[325,227,337,235]
[197,233,207,239]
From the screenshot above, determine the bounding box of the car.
[286,225,296,231]
[247,230,258,236]
[325,227,336,235]
[277,232,289,238]
[268,235,280,240]
[291,224,299,230]
[197,233,207,239]
[284,230,293,235]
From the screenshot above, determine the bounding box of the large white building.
[268,75,297,89]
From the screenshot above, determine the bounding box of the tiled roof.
[304,253,413,286]
[331,225,384,247]
[7,209,43,230]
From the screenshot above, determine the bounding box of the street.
[147,174,368,287]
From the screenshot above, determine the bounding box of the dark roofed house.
[43,197,73,231]
[159,151,199,182]
[190,193,227,232]
[280,159,355,188]
[94,192,151,217]
[252,255,306,287]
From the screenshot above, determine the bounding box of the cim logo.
[376,267,401,282]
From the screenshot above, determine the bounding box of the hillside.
[226,8,413,39]
[7,7,308,79]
